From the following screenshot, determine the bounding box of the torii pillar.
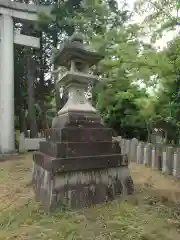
[0,0,52,154]
[0,14,14,154]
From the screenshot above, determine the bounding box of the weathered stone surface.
[120,138,126,155]
[52,111,102,129]
[32,164,134,210]
[19,133,26,153]
[39,140,121,158]
[33,151,125,173]
[162,151,168,173]
[167,146,175,175]
[124,139,131,158]
[130,138,138,162]
[137,142,145,164]
[152,144,162,170]
[173,152,180,178]
[42,127,114,142]
[143,143,153,167]
[33,122,134,210]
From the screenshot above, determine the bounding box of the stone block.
[19,132,26,153]
[137,142,144,164]
[43,127,113,142]
[32,125,133,210]
[33,152,126,173]
[130,138,138,162]
[173,152,180,178]
[24,138,46,151]
[120,138,125,155]
[39,141,121,158]
[151,149,156,169]
[166,146,175,175]
[162,151,168,173]
[32,164,134,210]
[143,143,153,167]
[125,139,131,159]
[152,143,162,170]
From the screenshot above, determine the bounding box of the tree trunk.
[165,130,168,144]
[19,108,28,136]
[52,28,63,112]
[53,67,62,112]
[146,121,151,143]
[39,32,47,129]
[27,57,38,138]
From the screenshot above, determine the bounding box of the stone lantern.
[32,33,134,210]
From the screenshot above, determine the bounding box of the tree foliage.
[12,0,180,145]
[134,0,179,41]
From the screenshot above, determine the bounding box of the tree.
[134,0,179,41]
[152,37,180,143]
[49,0,156,140]
[15,0,174,144]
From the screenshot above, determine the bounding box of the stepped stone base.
[32,112,134,210]
[32,164,133,209]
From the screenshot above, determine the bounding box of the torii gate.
[0,0,52,154]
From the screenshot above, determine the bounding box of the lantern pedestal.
[32,33,134,210]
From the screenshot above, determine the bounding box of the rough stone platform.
[32,115,134,210]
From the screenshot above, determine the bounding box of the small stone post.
[173,151,180,178]
[121,138,126,155]
[137,142,145,164]
[162,151,168,174]
[125,139,131,159]
[167,146,174,175]
[130,138,138,162]
[144,143,153,167]
[151,148,156,169]
[19,133,26,153]
[152,143,162,170]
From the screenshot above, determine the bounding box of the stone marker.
[137,142,144,164]
[173,152,180,178]
[130,138,138,162]
[166,146,174,175]
[120,138,125,155]
[162,151,168,173]
[151,148,156,169]
[116,136,122,143]
[32,33,134,210]
[19,132,26,153]
[125,139,131,158]
[152,143,162,170]
[144,143,152,167]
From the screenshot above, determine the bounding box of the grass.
[1,155,180,239]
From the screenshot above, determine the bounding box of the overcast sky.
[117,0,178,49]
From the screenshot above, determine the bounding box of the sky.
[117,0,178,50]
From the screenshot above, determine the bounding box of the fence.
[19,132,46,153]
[18,132,180,179]
[113,136,180,179]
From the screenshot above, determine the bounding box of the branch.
[149,0,174,21]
